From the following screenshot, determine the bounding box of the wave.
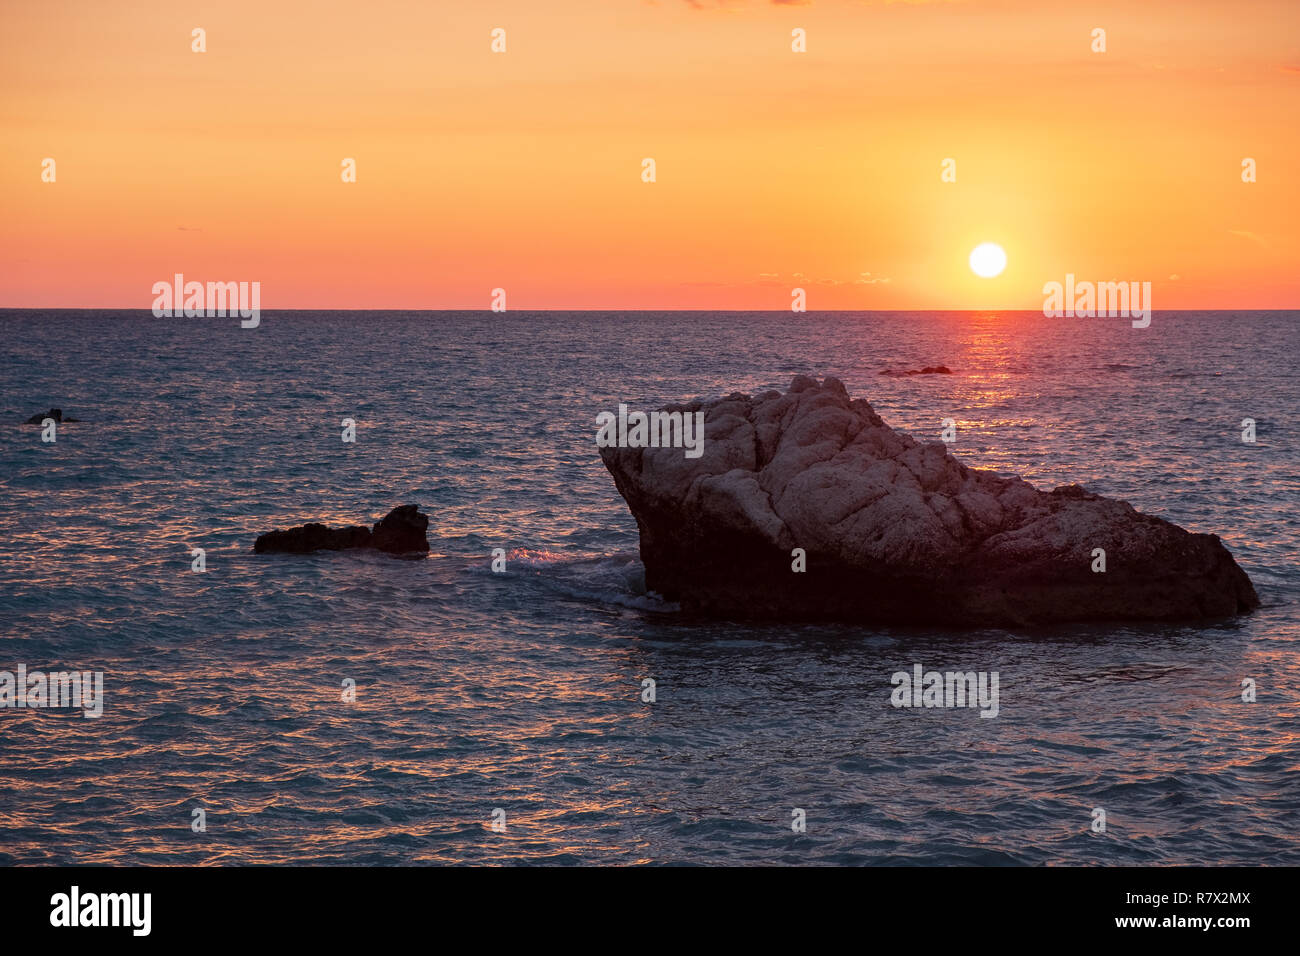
[466,549,680,612]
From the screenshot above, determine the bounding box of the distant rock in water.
[599,376,1258,626]
[254,505,429,556]
[369,504,431,553]
[24,407,81,424]
[880,365,952,377]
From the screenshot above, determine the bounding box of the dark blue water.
[1,309,1297,864]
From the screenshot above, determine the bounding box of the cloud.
[1228,229,1269,249]
[682,0,811,7]
[752,271,891,285]
[681,0,949,6]
[697,271,891,288]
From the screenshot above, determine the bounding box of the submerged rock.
[254,505,429,556]
[599,376,1258,626]
[24,408,80,424]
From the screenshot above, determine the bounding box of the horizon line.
[2,306,1297,314]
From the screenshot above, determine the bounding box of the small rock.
[254,505,429,556]
[24,407,80,424]
[368,504,430,554]
[880,365,953,376]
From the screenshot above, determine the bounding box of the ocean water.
[0,309,1297,866]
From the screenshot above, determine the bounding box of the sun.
[969,242,1007,278]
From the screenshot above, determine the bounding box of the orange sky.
[2,0,1298,309]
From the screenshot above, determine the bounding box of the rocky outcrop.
[368,504,430,553]
[25,408,80,423]
[254,505,429,556]
[599,376,1258,626]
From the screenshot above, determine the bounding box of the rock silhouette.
[599,375,1258,625]
[880,365,952,376]
[24,408,80,424]
[254,505,429,556]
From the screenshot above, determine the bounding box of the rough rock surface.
[599,376,1258,625]
[254,505,429,556]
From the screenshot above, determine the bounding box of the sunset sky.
[2,0,1297,309]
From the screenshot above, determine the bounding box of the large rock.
[254,505,429,556]
[599,376,1258,625]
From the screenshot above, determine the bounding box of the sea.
[1,309,1296,865]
